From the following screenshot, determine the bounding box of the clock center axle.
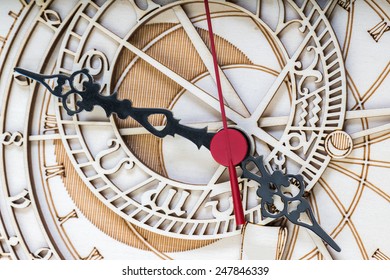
[209,128,249,166]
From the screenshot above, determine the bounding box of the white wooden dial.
[0,0,389,260]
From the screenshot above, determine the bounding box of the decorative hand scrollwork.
[14,68,214,149]
[241,156,341,252]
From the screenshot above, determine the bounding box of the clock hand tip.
[330,241,341,252]
[13,67,48,84]
[14,67,28,76]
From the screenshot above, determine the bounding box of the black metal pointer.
[241,156,341,252]
[14,68,214,149]
[14,67,341,251]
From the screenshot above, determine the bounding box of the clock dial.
[0,0,389,261]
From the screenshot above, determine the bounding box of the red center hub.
[210,128,249,166]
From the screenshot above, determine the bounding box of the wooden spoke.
[351,123,390,140]
[118,120,233,136]
[173,5,250,117]
[88,16,245,124]
[29,134,61,141]
[251,107,390,128]
[346,108,390,120]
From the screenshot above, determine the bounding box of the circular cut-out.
[325,130,353,159]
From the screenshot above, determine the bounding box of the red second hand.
[204,0,245,225]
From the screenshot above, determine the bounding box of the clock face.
[0,0,389,260]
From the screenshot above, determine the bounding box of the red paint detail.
[210,129,248,166]
[204,0,246,225]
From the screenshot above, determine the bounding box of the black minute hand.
[14,68,214,149]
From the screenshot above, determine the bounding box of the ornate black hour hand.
[14,68,214,149]
[241,156,341,252]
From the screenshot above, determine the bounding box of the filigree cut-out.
[94,139,134,175]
